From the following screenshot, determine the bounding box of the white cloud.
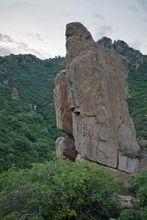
[0,0,147,55]
[138,0,147,12]
[26,33,44,42]
[0,33,13,43]
[97,25,112,38]
[128,6,138,12]
[0,33,50,59]
[92,13,106,20]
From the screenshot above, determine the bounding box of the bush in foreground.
[131,171,147,220]
[0,160,121,220]
[119,171,147,220]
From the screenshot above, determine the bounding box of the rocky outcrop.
[55,135,77,160]
[139,154,147,171]
[54,70,72,135]
[138,139,147,171]
[118,195,135,209]
[98,37,144,70]
[98,37,114,50]
[54,22,140,173]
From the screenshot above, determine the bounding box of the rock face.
[118,195,135,209]
[54,70,72,135]
[54,22,140,173]
[98,37,144,70]
[55,135,77,161]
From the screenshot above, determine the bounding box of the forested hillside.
[0,40,147,173]
[128,57,147,139]
[0,54,64,172]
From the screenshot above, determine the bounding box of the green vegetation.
[119,209,141,220]
[119,171,147,220]
[0,160,121,220]
[0,54,64,172]
[131,171,147,211]
[128,60,147,139]
[0,51,146,172]
[0,48,146,219]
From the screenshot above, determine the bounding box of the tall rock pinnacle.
[54,22,140,173]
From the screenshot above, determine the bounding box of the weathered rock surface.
[140,158,147,171]
[54,22,140,173]
[105,166,134,188]
[98,37,144,70]
[118,195,135,209]
[118,154,139,173]
[55,135,77,160]
[54,70,72,135]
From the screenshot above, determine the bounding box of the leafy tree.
[0,55,65,172]
[0,160,122,220]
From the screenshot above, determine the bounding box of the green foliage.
[0,52,147,172]
[119,209,139,220]
[124,171,147,220]
[119,171,147,220]
[0,55,65,172]
[131,171,147,208]
[128,60,147,139]
[0,43,146,220]
[140,207,147,220]
[0,160,121,220]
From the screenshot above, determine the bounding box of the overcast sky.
[0,0,147,59]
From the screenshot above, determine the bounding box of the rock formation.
[98,37,144,70]
[56,135,77,161]
[54,70,72,135]
[54,22,140,173]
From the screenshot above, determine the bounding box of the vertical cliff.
[54,22,140,173]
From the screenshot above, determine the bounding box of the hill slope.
[0,54,64,172]
[0,38,146,172]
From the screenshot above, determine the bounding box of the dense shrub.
[0,55,65,172]
[119,209,140,220]
[0,160,121,220]
[131,171,147,208]
[128,64,147,139]
[119,171,147,220]
[119,208,147,220]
